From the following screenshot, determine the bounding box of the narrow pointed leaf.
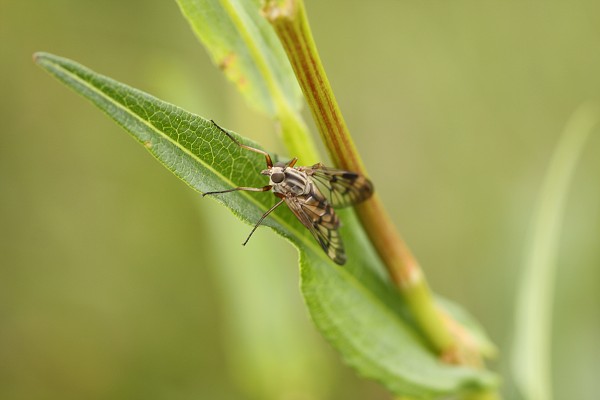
[512,105,597,400]
[176,0,319,165]
[35,52,496,398]
[176,0,301,117]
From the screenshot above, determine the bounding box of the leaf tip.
[32,52,56,70]
[32,51,45,64]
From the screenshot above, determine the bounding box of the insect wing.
[284,193,346,265]
[301,164,374,208]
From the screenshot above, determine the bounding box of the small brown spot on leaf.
[218,52,236,71]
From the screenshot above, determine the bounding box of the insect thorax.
[271,167,312,196]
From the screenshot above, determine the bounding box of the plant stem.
[262,0,480,362]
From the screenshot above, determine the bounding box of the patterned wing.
[284,192,346,265]
[299,163,374,208]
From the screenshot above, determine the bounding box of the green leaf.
[175,0,300,117]
[175,0,320,165]
[35,52,497,398]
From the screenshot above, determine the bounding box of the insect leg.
[242,198,285,246]
[286,157,298,168]
[210,120,273,167]
[202,185,272,197]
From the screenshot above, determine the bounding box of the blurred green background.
[1,0,599,399]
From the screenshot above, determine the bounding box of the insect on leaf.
[35,52,498,398]
[203,123,374,265]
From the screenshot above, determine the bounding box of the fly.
[203,120,374,265]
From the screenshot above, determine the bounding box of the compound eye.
[271,172,285,183]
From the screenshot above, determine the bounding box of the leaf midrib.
[46,58,438,357]
[44,57,328,259]
[219,0,289,114]
[59,61,421,353]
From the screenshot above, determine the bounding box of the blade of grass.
[511,104,598,400]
